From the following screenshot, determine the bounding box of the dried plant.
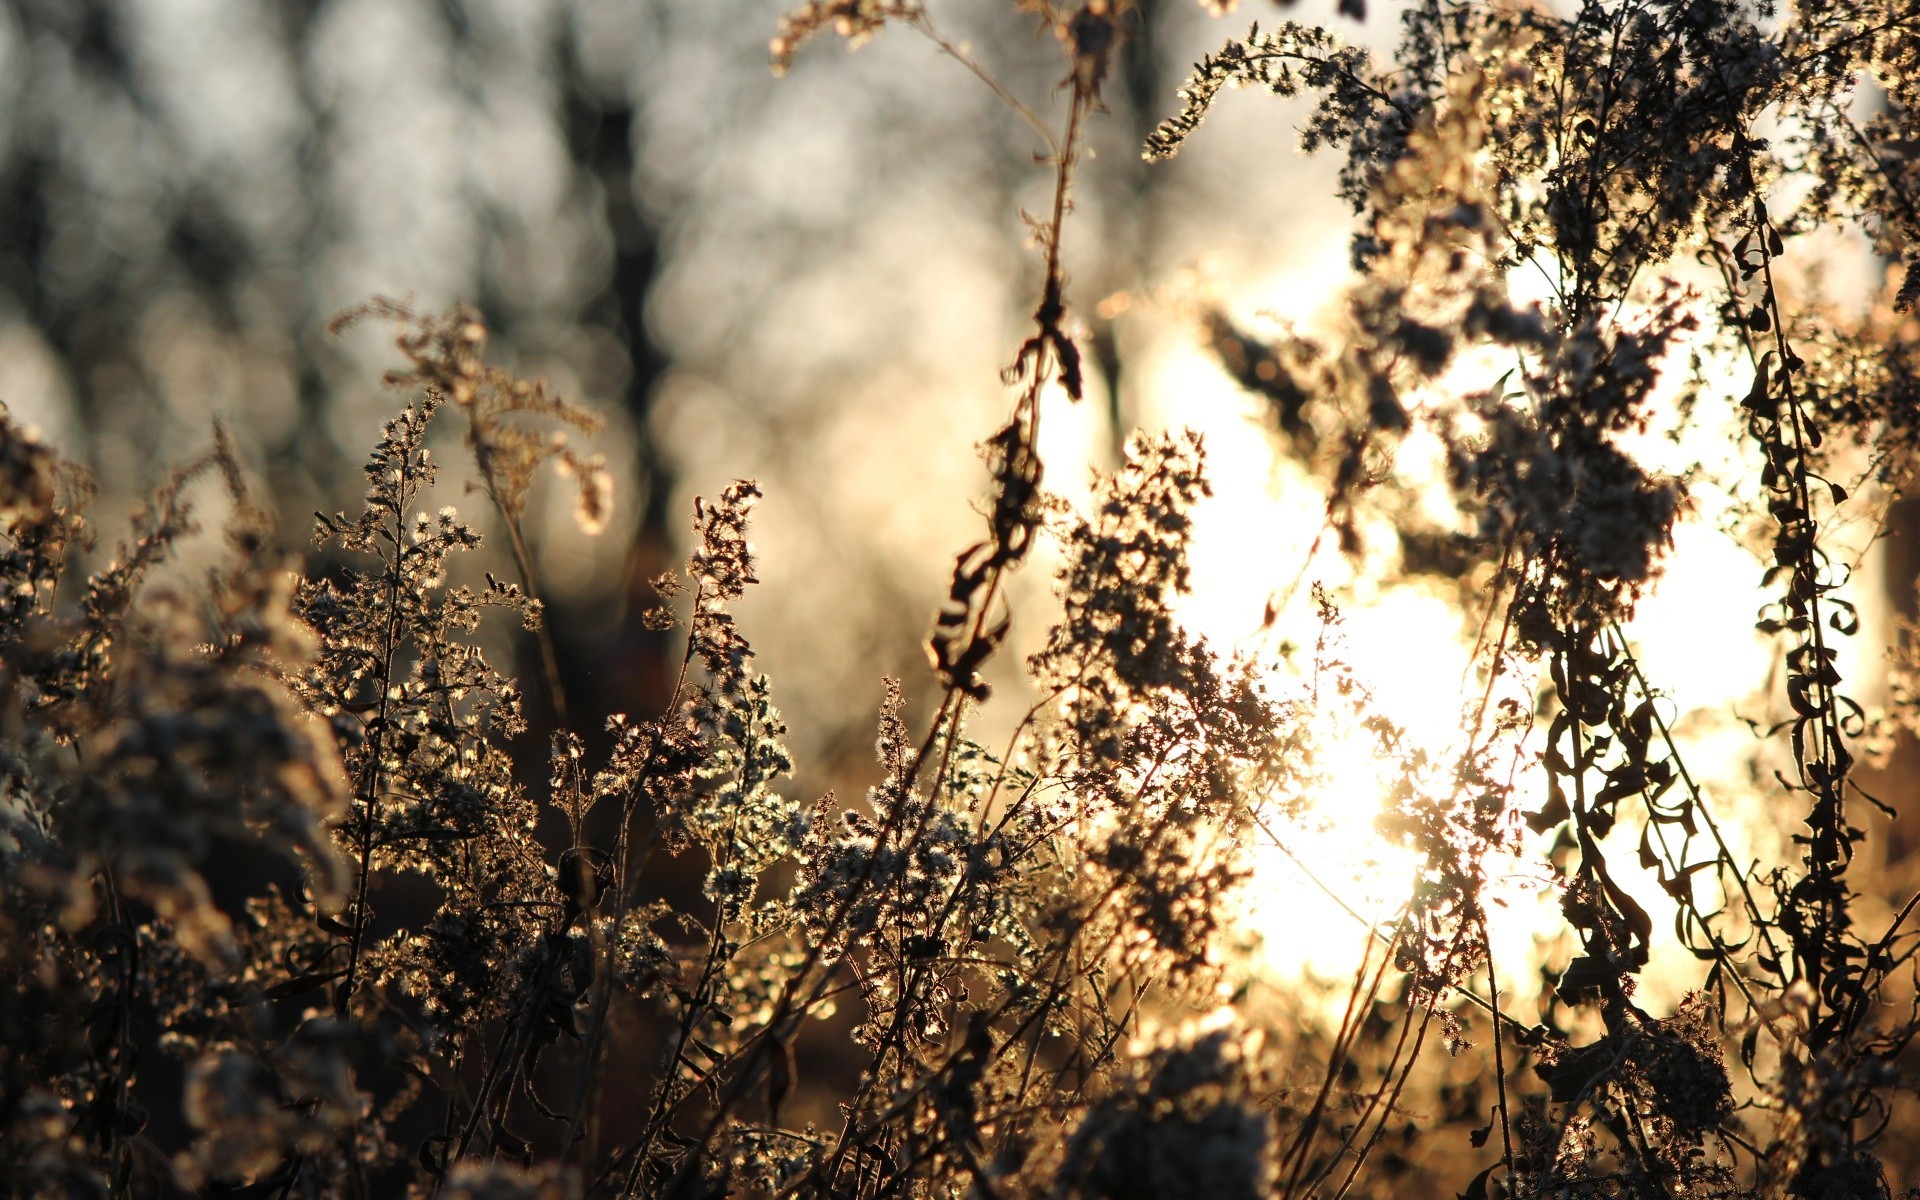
[5,0,1920,1198]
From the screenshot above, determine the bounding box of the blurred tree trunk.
[1088,0,1174,460]
[560,35,679,727]
[1872,498,1920,869]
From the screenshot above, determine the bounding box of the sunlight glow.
[1135,310,1877,1022]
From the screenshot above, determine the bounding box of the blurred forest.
[0,0,1338,767]
[5,0,1920,1197]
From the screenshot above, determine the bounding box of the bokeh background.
[0,0,1380,788]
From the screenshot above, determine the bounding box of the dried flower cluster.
[1147,0,1920,1190]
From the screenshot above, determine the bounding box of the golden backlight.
[1132,321,1868,1022]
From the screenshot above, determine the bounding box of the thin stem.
[1481,909,1516,1186]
